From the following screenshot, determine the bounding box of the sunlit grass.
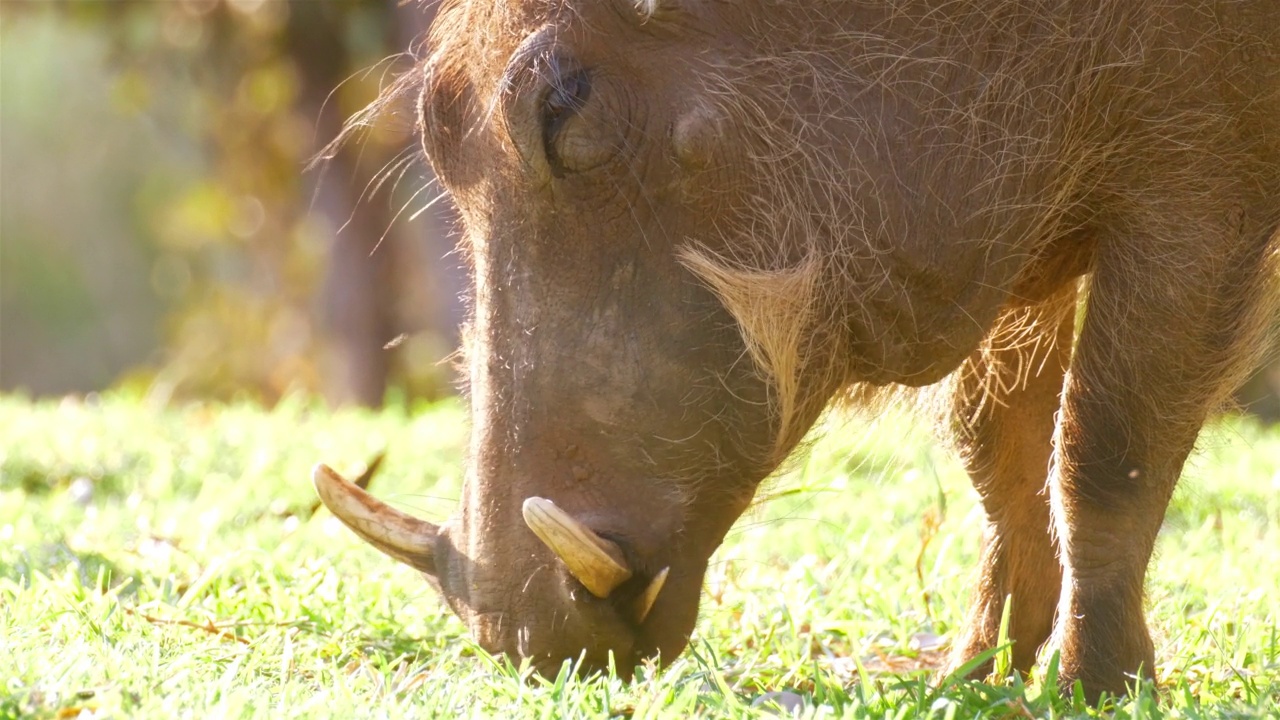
[1,393,1277,718]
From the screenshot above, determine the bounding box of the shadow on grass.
[0,542,134,595]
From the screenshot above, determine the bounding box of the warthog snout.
[314,464,685,674]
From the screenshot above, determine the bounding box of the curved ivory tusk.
[313,463,439,575]
[522,497,632,598]
[634,566,669,623]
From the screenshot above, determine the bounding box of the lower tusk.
[635,567,669,623]
[522,497,632,598]
[312,463,440,575]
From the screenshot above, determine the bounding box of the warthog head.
[315,0,1032,676]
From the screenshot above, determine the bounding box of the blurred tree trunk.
[286,0,393,407]
[286,0,457,407]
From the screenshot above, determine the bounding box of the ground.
[1,393,1277,718]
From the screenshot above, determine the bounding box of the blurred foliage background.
[2,0,462,407]
[1,0,1277,420]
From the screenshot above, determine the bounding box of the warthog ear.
[313,464,440,576]
[522,497,633,598]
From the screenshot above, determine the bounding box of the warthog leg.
[1049,206,1278,699]
[947,284,1077,678]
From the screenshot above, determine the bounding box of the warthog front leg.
[948,285,1076,677]
[1048,207,1278,700]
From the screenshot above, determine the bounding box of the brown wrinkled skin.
[387,0,1279,700]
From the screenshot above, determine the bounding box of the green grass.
[1,393,1277,719]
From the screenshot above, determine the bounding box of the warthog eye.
[540,61,592,176]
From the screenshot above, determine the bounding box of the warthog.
[314,0,1280,700]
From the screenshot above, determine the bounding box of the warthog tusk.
[313,463,439,575]
[634,566,669,623]
[522,497,632,598]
